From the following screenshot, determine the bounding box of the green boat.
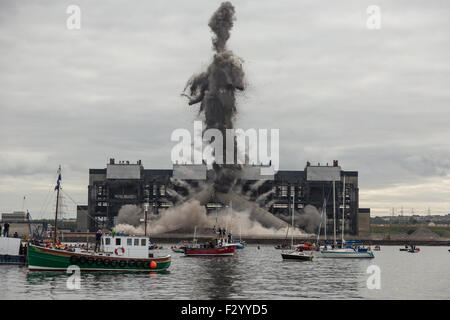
[27,165,171,272]
[28,235,171,272]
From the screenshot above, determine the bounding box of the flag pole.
[53,165,61,243]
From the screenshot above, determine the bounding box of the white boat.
[321,247,374,258]
[320,178,374,259]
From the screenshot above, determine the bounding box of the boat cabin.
[101,235,150,259]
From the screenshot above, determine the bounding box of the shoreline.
[59,232,450,246]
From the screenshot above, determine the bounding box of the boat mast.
[291,192,294,248]
[341,175,345,248]
[144,202,149,236]
[317,198,326,244]
[193,226,197,245]
[324,200,327,243]
[333,180,336,247]
[54,165,61,243]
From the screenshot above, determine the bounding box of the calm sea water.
[0,245,449,300]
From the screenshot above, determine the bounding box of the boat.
[295,242,317,251]
[274,243,291,250]
[408,245,420,253]
[281,194,313,261]
[184,226,236,256]
[28,234,171,272]
[400,245,410,251]
[374,245,381,251]
[320,179,374,259]
[281,248,313,261]
[171,241,188,253]
[231,239,246,249]
[275,222,292,250]
[231,218,246,249]
[27,166,171,272]
[0,237,27,265]
[321,247,374,258]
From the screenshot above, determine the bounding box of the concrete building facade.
[84,159,363,235]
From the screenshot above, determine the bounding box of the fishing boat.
[184,226,236,256]
[320,178,374,259]
[27,166,171,272]
[281,194,313,261]
[28,234,171,271]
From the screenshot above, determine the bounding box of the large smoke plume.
[114,2,309,238]
[183,1,245,193]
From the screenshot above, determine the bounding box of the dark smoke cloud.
[182,1,245,194]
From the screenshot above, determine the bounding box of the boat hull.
[185,246,235,256]
[0,254,26,265]
[27,244,171,272]
[281,252,313,261]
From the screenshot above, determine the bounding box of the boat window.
[134,239,139,246]
[105,238,111,245]
[141,239,146,246]
[127,238,132,246]
[116,238,121,245]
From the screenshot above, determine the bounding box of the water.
[0,245,449,299]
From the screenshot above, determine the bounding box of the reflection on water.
[0,245,448,299]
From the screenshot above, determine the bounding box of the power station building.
[78,159,369,235]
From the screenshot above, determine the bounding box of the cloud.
[1,0,450,217]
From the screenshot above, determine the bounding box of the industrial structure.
[78,159,369,235]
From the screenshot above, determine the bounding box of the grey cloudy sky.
[1,0,450,218]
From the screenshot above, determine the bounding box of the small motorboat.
[408,245,420,253]
[274,244,291,250]
[373,245,381,251]
[171,241,188,253]
[399,245,410,251]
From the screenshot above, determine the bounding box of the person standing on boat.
[3,222,9,237]
[95,229,102,252]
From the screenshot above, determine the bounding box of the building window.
[281,186,287,197]
[116,238,121,245]
[141,239,146,246]
[105,238,111,245]
[127,238,132,246]
[134,239,139,246]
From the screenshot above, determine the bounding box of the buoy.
[150,261,157,269]
[257,245,260,250]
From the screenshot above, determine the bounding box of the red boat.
[184,234,236,256]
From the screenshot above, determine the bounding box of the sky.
[1,0,450,219]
